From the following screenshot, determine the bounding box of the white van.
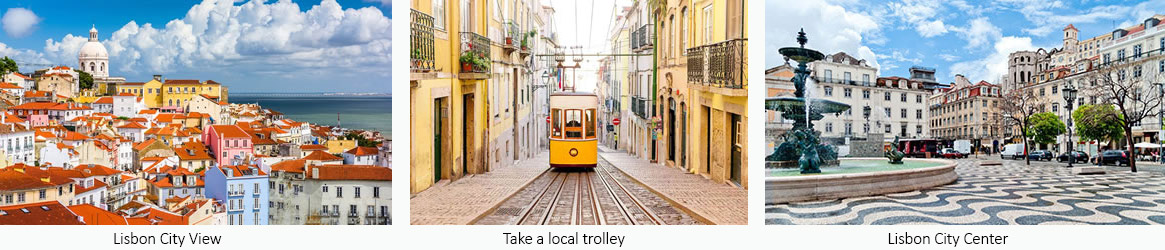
[954,140,972,155]
[1000,144,1025,159]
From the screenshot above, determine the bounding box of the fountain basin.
[765,158,956,204]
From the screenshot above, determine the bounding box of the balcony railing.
[503,21,519,52]
[687,38,747,89]
[410,9,435,72]
[632,24,654,52]
[460,32,491,75]
[631,97,646,119]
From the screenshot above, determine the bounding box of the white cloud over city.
[1,8,41,38]
[766,0,882,71]
[40,0,390,80]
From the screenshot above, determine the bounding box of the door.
[704,106,712,174]
[730,113,742,185]
[434,98,447,182]
[668,98,676,162]
[513,68,520,161]
[463,94,474,175]
[681,104,687,168]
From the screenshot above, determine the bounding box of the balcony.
[519,30,532,59]
[502,21,519,54]
[459,32,491,80]
[410,9,435,74]
[632,24,654,52]
[631,97,649,119]
[687,38,747,96]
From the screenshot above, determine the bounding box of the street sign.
[612,118,620,125]
[546,116,550,123]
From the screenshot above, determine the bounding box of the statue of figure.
[799,143,822,174]
[885,136,905,164]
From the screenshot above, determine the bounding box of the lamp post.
[863,106,871,139]
[1156,82,1165,163]
[1062,84,1077,168]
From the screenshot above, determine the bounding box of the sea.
[230,94,391,137]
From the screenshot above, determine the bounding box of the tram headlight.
[569,148,578,157]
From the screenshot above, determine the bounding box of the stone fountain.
[766,29,852,174]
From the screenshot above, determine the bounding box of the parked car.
[939,148,966,159]
[1057,151,1089,163]
[1027,150,1054,161]
[1097,150,1131,166]
[1000,144,1025,160]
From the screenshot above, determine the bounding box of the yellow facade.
[410,0,491,194]
[654,0,747,188]
[325,139,357,154]
[116,79,223,109]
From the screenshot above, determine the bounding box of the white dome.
[79,41,108,59]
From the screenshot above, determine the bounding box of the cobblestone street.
[767,157,1165,225]
[409,153,550,225]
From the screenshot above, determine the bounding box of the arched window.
[101,62,105,72]
[90,62,95,71]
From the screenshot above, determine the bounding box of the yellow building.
[115,75,225,110]
[653,0,747,188]
[410,0,552,194]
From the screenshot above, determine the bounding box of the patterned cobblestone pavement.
[599,146,748,225]
[767,158,1165,225]
[410,153,550,225]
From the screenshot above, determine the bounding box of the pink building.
[202,124,252,166]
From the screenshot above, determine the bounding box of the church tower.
[1063,24,1079,53]
[78,25,110,78]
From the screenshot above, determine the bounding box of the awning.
[1135,142,1162,148]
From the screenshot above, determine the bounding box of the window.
[585,109,596,138]
[322,186,328,192]
[824,122,833,133]
[1119,49,1126,60]
[844,72,852,83]
[843,88,852,98]
[825,70,833,82]
[884,107,891,117]
[885,124,892,133]
[900,108,907,118]
[884,92,891,101]
[354,187,361,198]
[703,6,712,44]
[322,205,329,213]
[862,90,870,99]
[551,108,562,138]
[916,110,922,119]
[916,125,923,134]
[863,74,870,85]
[373,187,380,198]
[253,183,259,194]
[823,86,833,96]
[336,186,343,198]
[681,7,687,51]
[38,189,45,199]
[863,123,870,134]
[900,93,907,102]
[1134,45,1142,59]
[845,123,852,135]
[1052,104,1059,112]
[916,95,922,103]
[1135,65,1143,78]
[563,109,583,139]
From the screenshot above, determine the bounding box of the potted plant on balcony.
[411,48,422,69]
[459,51,477,72]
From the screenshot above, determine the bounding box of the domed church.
[78,25,109,78]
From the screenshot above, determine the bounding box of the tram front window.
[551,108,562,138]
[585,109,596,138]
[565,109,583,139]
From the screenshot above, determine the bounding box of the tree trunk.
[1022,123,1030,166]
[1127,125,1138,172]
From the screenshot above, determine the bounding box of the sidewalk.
[597,145,748,225]
[409,152,550,225]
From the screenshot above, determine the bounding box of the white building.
[342,146,378,165]
[78,26,109,79]
[0,123,34,164]
[268,163,391,225]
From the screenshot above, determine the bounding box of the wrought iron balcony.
[632,24,654,52]
[410,9,435,72]
[687,38,747,90]
[503,21,519,53]
[459,32,491,78]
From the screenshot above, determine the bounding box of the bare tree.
[998,88,1042,165]
[1081,54,1165,172]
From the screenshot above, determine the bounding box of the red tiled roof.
[300,144,327,150]
[302,150,342,161]
[270,159,307,173]
[210,125,249,138]
[94,97,113,104]
[163,79,200,85]
[345,146,379,156]
[0,82,22,89]
[307,165,391,181]
[68,204,128,225]
[0,201,83,225]
[117,122,146,129]
[0,170,53,190]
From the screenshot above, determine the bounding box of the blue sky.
[767,0,1165,85]
[0,0,391,93]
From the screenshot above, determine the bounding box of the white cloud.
[0,41,50,65]
[949,36,1036,83]
[42,0,391,78]
[951,17,1001,50]
[766,0,881,70]
[2,8,41,38]
[939,54,958,61]
[917,20,949,37]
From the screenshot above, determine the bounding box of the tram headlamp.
[569,148,578,157]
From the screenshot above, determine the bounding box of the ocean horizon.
[230,94,391,137]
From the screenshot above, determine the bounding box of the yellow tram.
[549,92,599,168]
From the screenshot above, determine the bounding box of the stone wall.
[849,133,885,157]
